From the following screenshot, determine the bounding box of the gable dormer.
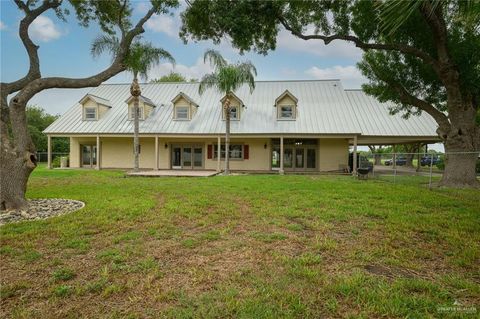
[220,92,244,121]
[79,94,112,121]
[275,90,298,120]
[171,92,198,120]
[125,95,156,120]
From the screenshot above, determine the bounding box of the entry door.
[81,145,97,168]
[171,144,203,169]
[172,146,182,169]
[295,148,304,170]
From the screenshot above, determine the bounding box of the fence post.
[428,153,434,189]
[393,152,397,184]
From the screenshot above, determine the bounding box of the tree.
[180,0,480,188]
[151,72,186,83]
[0,0,179,210]
[198,50,256,175]
[92,39,174,171]
[25,106,69,152]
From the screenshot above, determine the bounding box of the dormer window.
[128,105,144,120]
[220,92,244,121]
[280,105,294,119]
[125,95,156,121]
[229,106,239,120]
[172,92,198,121]
[275,90,298,120]
[175,106,189,120]
[79,94,112,121]
[84,107,97,120]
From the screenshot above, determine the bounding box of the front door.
[81,144,97,168]
[171,144,203,169]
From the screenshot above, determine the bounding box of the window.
[224,106,239,120]
[214,144,243,159]
[175,106,189,120]
[84,107,97,120]
[129,105,144,120]
[279,105,294,119]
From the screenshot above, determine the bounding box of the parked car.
[420,155,441,166]
[384,156,407,166]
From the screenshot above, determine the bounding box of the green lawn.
[1,166,479,318]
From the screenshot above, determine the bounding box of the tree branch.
[381,76,451,130]
[12,5,157,105]
[278,16,441,74]
[4,0,62,95]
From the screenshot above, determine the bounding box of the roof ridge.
[99,79,343,86]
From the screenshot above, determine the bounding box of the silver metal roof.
[44,80,438,137]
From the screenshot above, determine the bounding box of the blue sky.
[1,0,367,115]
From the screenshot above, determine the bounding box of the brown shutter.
[207,145,213,159]
[244,145,249,159]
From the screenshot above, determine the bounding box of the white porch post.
[352,135,358,175]
[279,136,284,175]
[47,135,52,169]
[217,136,221,172]
[154,136,159,170]
[96,135,101,170]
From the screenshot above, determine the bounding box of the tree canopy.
[151,72,191,83]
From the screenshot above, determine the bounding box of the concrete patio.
[126,170,219,177]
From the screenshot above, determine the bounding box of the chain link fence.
[352,151,480,188]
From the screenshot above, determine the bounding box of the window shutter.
[244,145,249,159]
[207,145,213,159]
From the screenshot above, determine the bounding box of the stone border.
[0,199,85,226]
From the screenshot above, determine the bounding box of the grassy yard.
[1,166,479,318]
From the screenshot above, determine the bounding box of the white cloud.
[148,56,215,81]
[145,14,178,37]
[0,21,6,30]
[305,65,368,89]
[277,28,362,60]
[29,15,62,42]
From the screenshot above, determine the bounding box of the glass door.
[81,145,96,168]
[193,147,203,169]
[172,145,182,169]
[182,146,192,168]
[284,148,293,169]
[306,149,316,169]
[295,148,304,170]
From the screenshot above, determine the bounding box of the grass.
[0,165,479,318]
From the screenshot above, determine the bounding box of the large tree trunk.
[0,96,37,210]
[0,151,36,210]
[439,135,479,188]
[130,76,141,172]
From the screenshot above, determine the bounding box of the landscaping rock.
[0,199,84,226]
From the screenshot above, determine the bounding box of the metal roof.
[44,80,438,137]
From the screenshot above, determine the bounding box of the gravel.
[0,199,85,226]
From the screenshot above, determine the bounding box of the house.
[44,80,440,173]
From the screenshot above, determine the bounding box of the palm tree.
[92,36,174,171]
[198,50,256,175]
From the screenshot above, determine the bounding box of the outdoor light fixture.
[264,143,267,149]
[164,143,168,149]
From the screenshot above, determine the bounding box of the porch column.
[352,135,358,175]
[217,136,221,172]
[47,135,52,169]
[96,135,101,170]
[154,136,159,170]
[279,136,284,175]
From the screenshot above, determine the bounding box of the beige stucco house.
[44,80,440,173]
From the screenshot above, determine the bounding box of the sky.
[0,0,443,151]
